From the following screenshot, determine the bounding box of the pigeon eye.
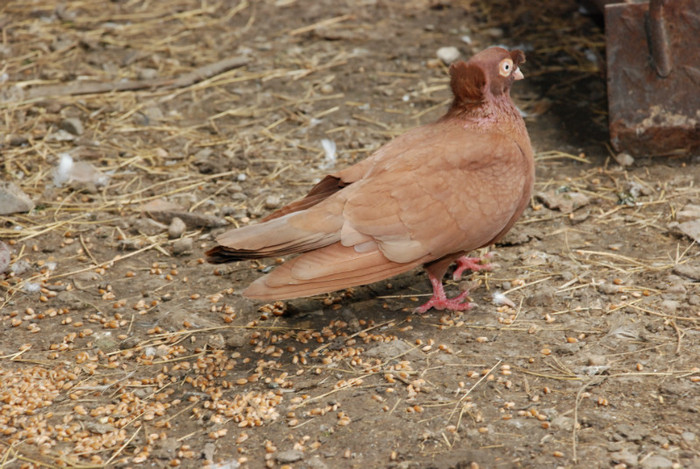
[499,58,514,77]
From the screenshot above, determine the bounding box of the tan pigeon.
[207,47,533,313]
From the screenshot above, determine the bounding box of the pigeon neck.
[443,92,521,130]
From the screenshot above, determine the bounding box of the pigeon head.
[448,47,526,107]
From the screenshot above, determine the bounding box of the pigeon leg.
[414,272,473,314]
[452,252,493,280]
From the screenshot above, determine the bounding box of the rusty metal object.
[604,0,700,156]
[647,0,672,77]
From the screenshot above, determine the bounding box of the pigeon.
[207,47,533,313]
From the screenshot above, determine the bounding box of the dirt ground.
[1,0,699,468]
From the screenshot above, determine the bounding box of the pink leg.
[414,272,474,314]
[452,253,493,281]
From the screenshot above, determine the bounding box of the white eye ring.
[499,58,514,77]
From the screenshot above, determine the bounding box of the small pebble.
[85,422,117,435]
[673,263,700,281]
[613,152,634,166]
[640,455,673,469]
[587,354,607,366]
[60,117,84,136]
[551,416,574,431]
[597,282,621,295]
[0,241,10,275]
[659,299,679,314]
[485,27,504,38]
[134,218,168,236]
[172,238,193,255]
[227,183,243,194]
[665,274,686,294]
[203,442,216,462]
[265,195,281,210]
[0,181,35,215]
[23,282,41,293]
[560,271,575,281]
[307,455,328,469]
[143,106,164,122]
[10,259,30,275]
[194,148,214,160]
[610,449,638,466]
[436,46,460,64]
[320,84,334,94]
[650,435,669,447]
[615,423,644,442]
[138,67,158,80]
[226,334,247,349]
[524,287,555,307]
[275,450,304,463]
[207,334,226,349]
[168,217,186,239]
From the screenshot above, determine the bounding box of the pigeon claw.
[414,291,474,314]
[452,253,493,281]
[414,273,474,314]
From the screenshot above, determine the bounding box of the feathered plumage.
[206,47,533,312]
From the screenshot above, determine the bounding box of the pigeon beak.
[513,67,524,80]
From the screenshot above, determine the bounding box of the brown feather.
[261,175,348,222]
[448,61,486,109]
[243,243,427,300]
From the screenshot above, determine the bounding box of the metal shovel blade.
[604,0,700,156]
